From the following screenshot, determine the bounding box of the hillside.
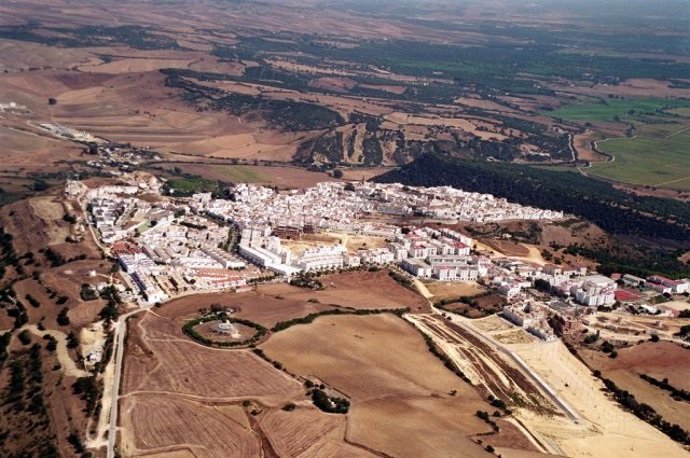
[375,154,690,277]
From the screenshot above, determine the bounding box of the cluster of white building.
[197,181,563,232]
[501,300,557,341]
[69,177,251,305]
[71,175,642,321]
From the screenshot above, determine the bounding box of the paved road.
[107,308,146,458]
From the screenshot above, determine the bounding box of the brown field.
[573,130,608,162]
[120,394,260,458]
[553,78,690,100]
[283,270,429,311]
[580,342,690,431]
[426,281,486,302]
[0,124,82,169]
[262,314,470,400]
[339,166,392,181]
[157,162,337,189]
[156,287,334,329]
[258,406,357,457]
[481,238,530,257]
[262,313,535,457]
[123,312,303,404]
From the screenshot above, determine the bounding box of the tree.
[48,97,57,105]
[344,182,355,192]
[18,330,32,345]
[600,340,615,353]
[332,169,344,179]
[650,334,660,342]
[57,307,70,326]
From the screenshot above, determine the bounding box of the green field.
[166,176,219,195]
[546,98,690,122]
[212,165,264,183]
[589,122,690,189]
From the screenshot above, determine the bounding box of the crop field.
[580,342,690,432]
[123,313,302,404]
[120,394,260,458]
[261,313,520,457]
[590,122,690,189]
[274,270,429,311]
[547,98,690,122]
[265,314,468,399]
[258,407,352,457]
[157,287,334,328]
[158,162,338,189]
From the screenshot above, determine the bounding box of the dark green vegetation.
[0,24,180,50]
[0,343,62,457]
[377,154,690,277]
[547,99,690,123]
[310,388,350,414]
[164,176,221,197]
[213,27,689,95]
[182,312,267,348]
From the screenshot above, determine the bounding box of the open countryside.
[0,1,689,457]
[591,122,690,189]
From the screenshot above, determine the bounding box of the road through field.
[106,307,147,458]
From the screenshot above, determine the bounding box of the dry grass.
[580,341,690,431]
[261,313,504,457]
[426,281,486,302]
[120,394,260,458]
[123,313,302,405]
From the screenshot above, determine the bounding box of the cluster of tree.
[0,228,18,280]
[182,313,267,348]
[476,410,500,432]
[98,285,121,323]
[310,388,350,414]
[7,299,28,329]
[72,376,101,417]
[600,340,618,358]
[271,307,408,333]
[376,154,690,277]
[24,294,40,308]
[5,344,45,414]
[640,374,690,402]
[62,214,77,224]
[251,348,287,373]
[676,325,690,341]
[67,431,92,457]
[387,270,413,289]
[0,24,180,50]
[289,274,324,290]
[0,332,11,367]
[599,376,690,445]
[41,248,66,268]
[80,284,99,301]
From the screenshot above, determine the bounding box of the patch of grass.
[212,165,264,183]
[590,122,690,189]
[546,98,690,122]
[165,177,218,196]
